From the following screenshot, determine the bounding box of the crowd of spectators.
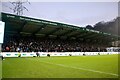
[2,36,107,52]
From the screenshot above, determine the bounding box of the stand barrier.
[0,52,119,57]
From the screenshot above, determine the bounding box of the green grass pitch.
[2,54,118,78]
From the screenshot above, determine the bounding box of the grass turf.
[2,54,118,78]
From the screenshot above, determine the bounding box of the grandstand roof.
[1,12,119,42]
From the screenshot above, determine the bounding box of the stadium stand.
[1,12,120,52]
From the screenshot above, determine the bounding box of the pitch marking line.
[40,61,119,77]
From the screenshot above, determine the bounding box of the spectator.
[2,36,107,52]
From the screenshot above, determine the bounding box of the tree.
[86,25,94,30]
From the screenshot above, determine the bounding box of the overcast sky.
[2,2,118,27]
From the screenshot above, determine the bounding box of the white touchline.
[39,61,119,77]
